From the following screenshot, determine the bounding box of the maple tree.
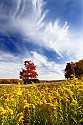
[19,60,38,84]
[65,62,74,79]
[65,59,83,79]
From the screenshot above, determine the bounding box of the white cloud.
[0,62,21,79]
[31,51,65,80]
[0,51,23,79]
[0,51,65,80]
[12,0,79,60]
[0,0,70,58]
[68,37,83,61]
[16,0,83,61]
[0,0,83,79]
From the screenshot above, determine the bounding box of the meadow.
[0,77,83,125]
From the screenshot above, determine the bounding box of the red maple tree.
[19,60,38,84]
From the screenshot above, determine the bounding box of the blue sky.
[0,0,83,80]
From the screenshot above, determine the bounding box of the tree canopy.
[19,60,38,84]
[65,59,83,79]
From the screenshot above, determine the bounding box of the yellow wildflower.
[23,100,29,108]
[6,106,13,115]
[17,112,23,122]
[0,106,6,116]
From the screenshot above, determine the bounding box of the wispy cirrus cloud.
[0,0,70,58]
[0,0,83,79]
[5,0,82,61]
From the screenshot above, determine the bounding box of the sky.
[0,0,83,80]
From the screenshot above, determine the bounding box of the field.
[0,77,83,125]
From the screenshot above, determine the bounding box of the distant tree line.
[65,59,83,79]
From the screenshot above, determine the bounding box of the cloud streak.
[0,0,70,57]
[16,1,71,59]
[30,51,65,80]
